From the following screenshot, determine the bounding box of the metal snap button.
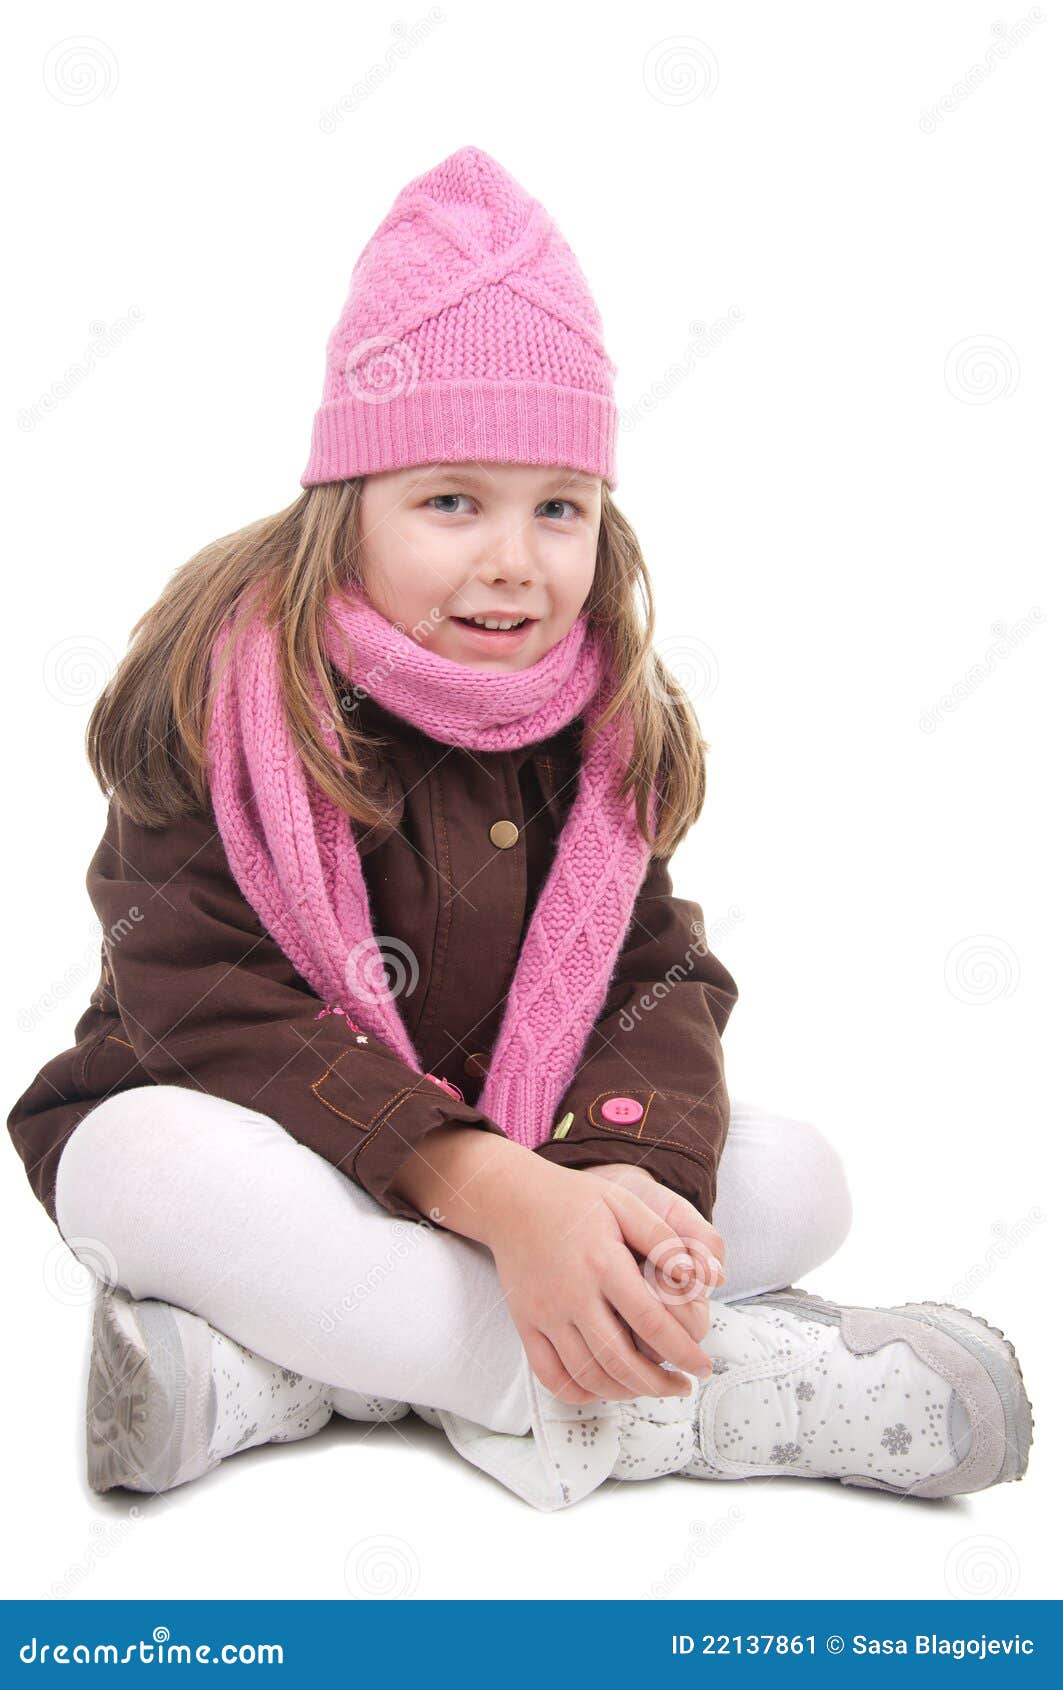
[489,819,519,849]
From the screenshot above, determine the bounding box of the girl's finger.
[673,1293,711,1342]
[601,1190,716,1374]
[660,1207,726,1279]
[633,1291,710,1361]
[521,1327,598,1405]
[551,1323,645,1402]
[604,1182,695,1274]
[621,1173,726,1276]
[576,1304,694,1399]
[602,1250,715,1379]
[672,1209,726,1274]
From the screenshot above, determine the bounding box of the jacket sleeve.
[84,800,514,1224]
[532,853,738,1220]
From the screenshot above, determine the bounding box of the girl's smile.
[446,611,539,653]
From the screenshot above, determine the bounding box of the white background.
[3,0,1058,1602]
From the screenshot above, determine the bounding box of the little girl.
[8,146,1031,1512]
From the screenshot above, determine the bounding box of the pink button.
[601,1095,644,1125]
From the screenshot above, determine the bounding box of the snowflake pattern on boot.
[681,1300,965,1489]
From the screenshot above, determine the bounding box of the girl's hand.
[590,1163,726,1361]
[591,1161,725,1292]
[482,1158,717,1406]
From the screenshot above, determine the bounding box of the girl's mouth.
[449,615,536,648]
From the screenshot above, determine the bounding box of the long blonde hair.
[86,480,709,858]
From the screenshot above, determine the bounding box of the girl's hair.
[86,481,709,858]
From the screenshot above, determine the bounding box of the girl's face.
[355,462,602,669]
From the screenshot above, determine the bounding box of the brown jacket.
[7,694,738,1229]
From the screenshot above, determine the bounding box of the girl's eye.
[424,494,584,520]
[538,498,583,521]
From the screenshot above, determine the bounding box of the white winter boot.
[86,1285,339,1494]
[431,1286,1033,1510]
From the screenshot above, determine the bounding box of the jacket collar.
[348,693,581,852]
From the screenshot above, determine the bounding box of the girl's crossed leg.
[54,1084,853,1436]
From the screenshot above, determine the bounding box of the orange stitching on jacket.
[586,1088,657,1139]
[585,1088,717,1157]
[310,1047,374,1131]
[311,1054,448,1161]
[349,1087,430,1160]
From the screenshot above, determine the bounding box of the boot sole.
[86,1287,214,1494]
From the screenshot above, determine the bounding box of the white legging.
[53,1087,853,1436]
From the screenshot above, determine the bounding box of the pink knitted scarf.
[205,588,656,1149]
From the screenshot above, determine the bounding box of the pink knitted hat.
[300,145,619,491]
